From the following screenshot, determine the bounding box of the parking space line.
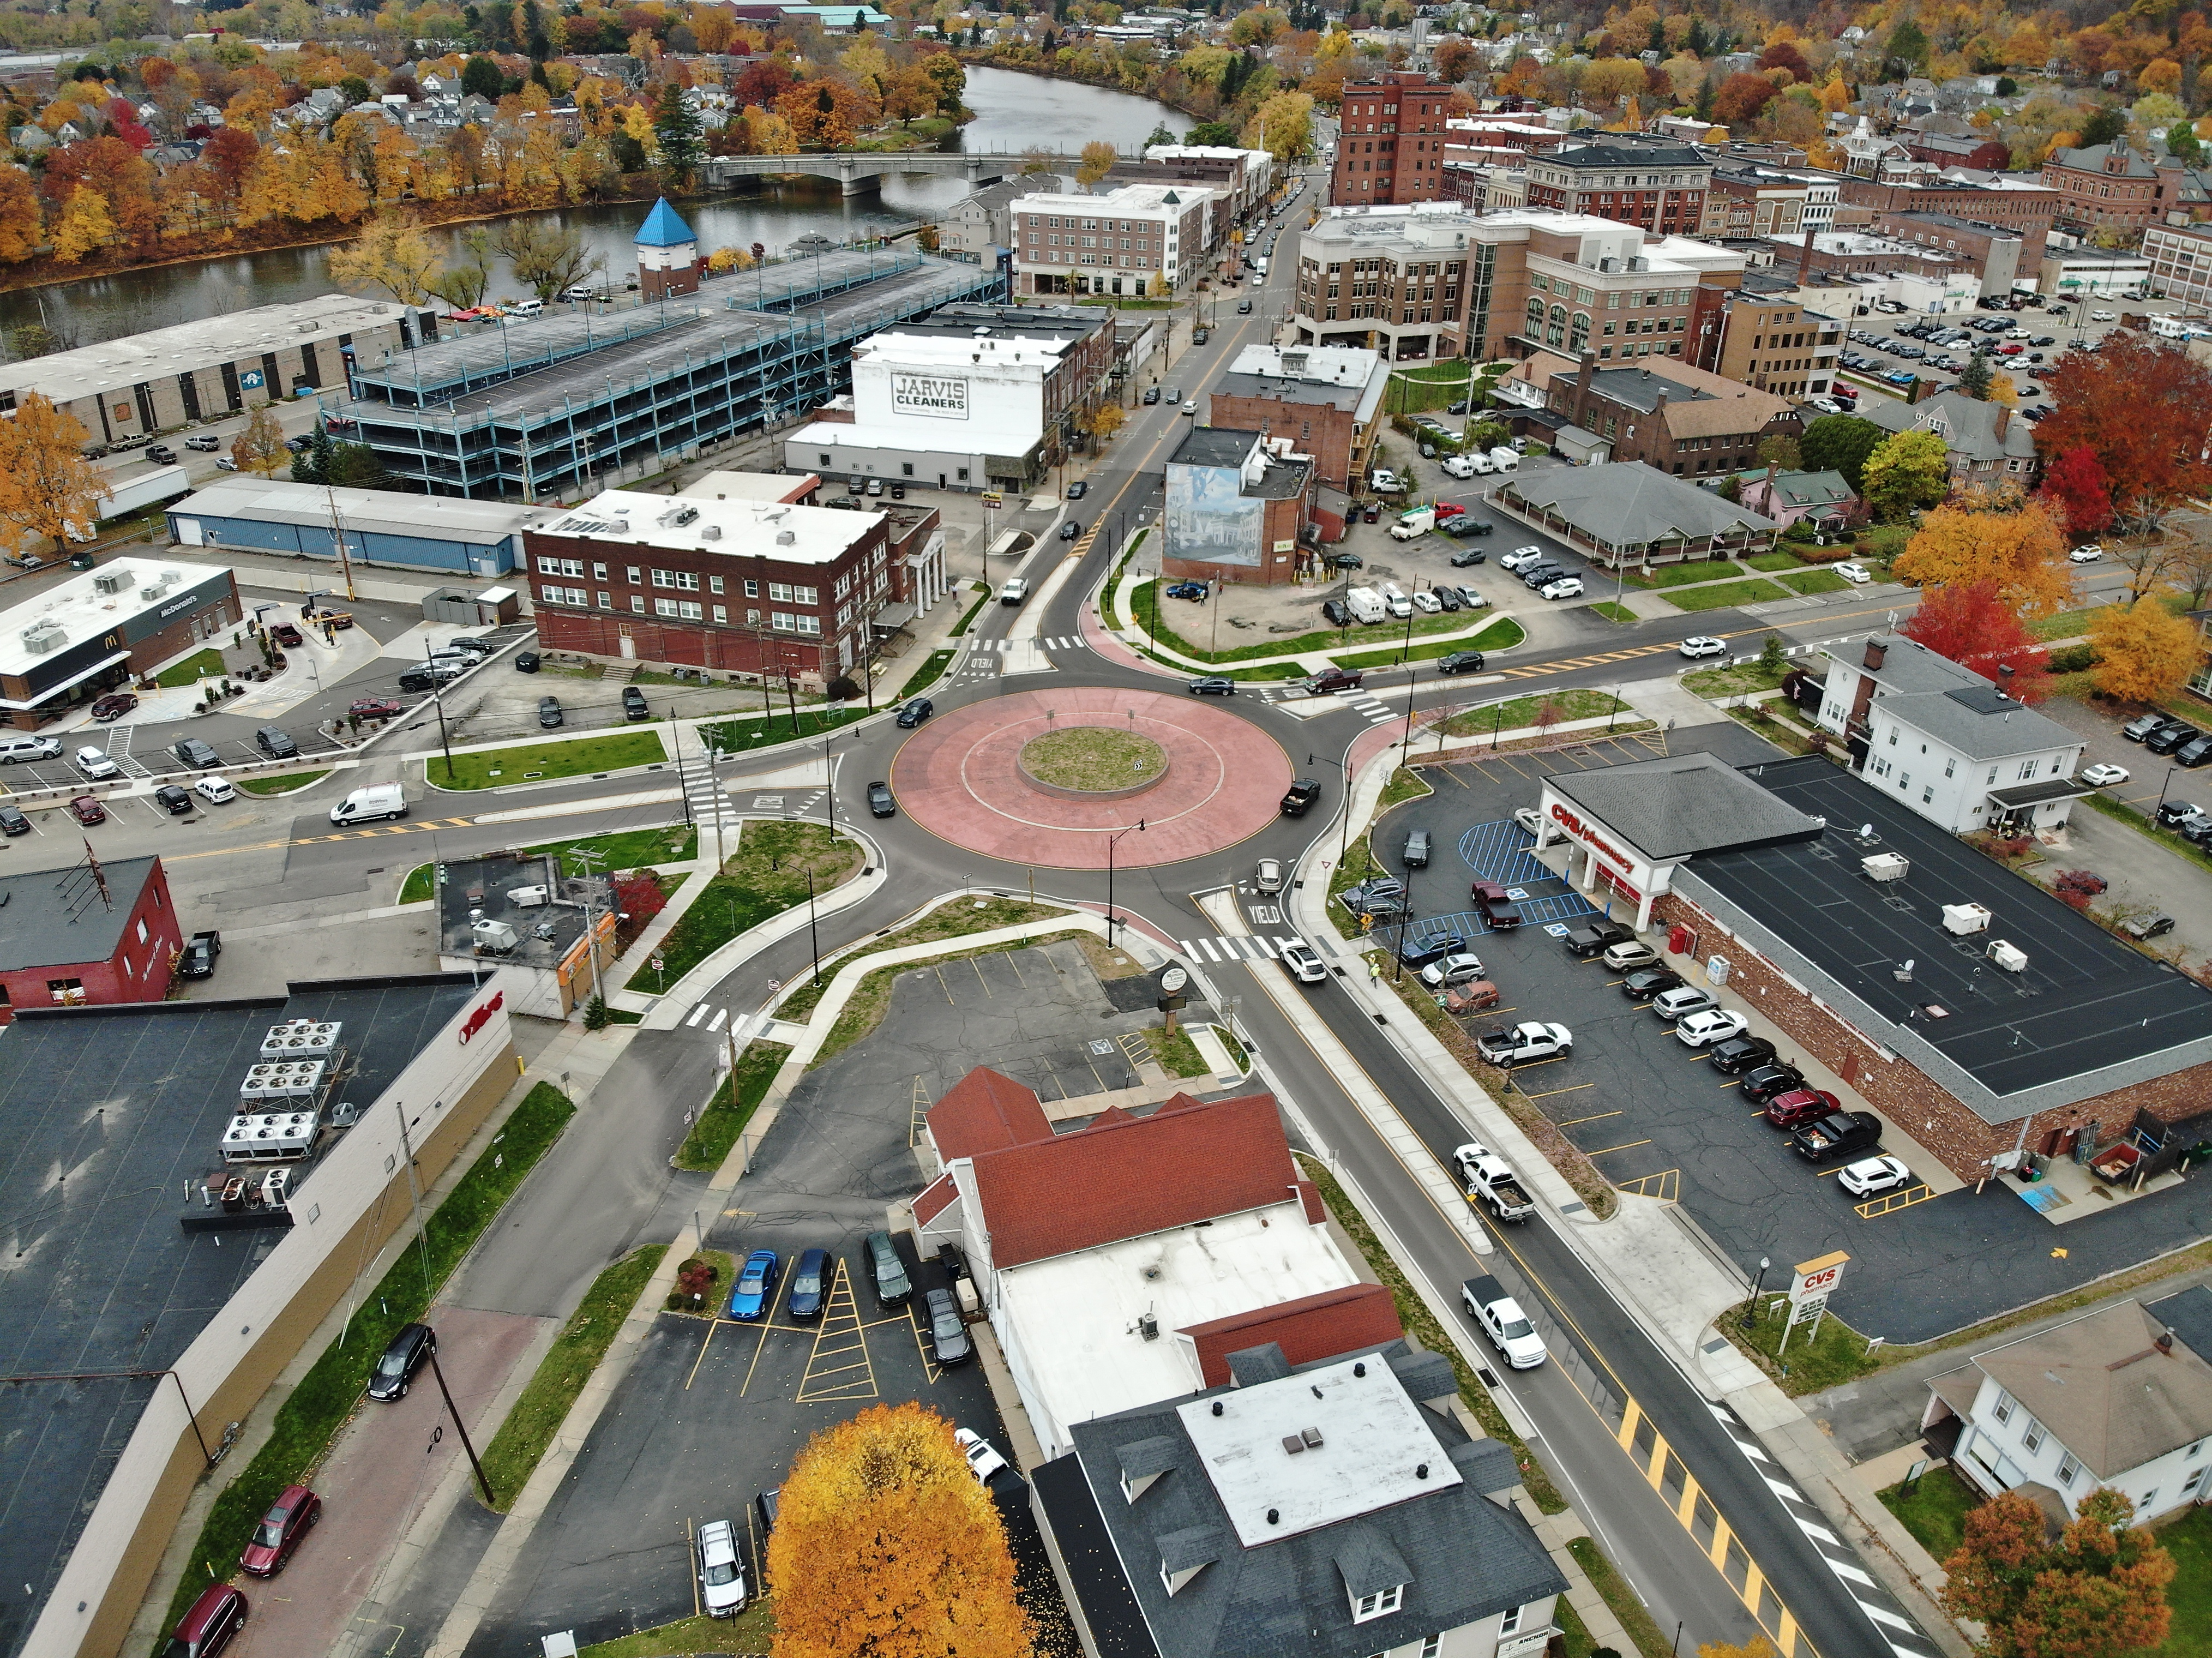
[1587,1139,1653,1156]
[688,1518,701,1619]
[1613,1168,1681,1202]
[970,957,993,996]
[1519,1082,1595,1100]
[1554,1109,1620,1127]
[685,1320,724,1390]
[933,963,955,1003]
[909,1310,945,1385]
[738,1321,774,1395]
[796,1259,880,1403]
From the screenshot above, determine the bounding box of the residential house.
[1923,1289,2212,1525]
[1738,468,1859,530]
[1856,387,2041,489]
[1813,634,2089,834]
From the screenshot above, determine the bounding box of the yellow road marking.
[1587,1138,1653,1157]
[1855,1183,1937,1219]
[1555,1109,1621,1128]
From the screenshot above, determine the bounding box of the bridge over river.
[701,151,1069,196]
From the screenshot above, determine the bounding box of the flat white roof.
[1176,1354,1459,1547]
[681,469,818,506]
[0,294,409,402]
[852,331,1069,370]
[788,419,1013,456]
[170,477,551,543]
[1013,182,1218,217]
[544,488,880,566]
[995,1201,1356,1449]
[0,557,231,680]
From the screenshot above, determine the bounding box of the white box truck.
[97,465,191,521]
[1390,507,1435,541]
[1344,586,1386,624]
[1488,447,1519,472]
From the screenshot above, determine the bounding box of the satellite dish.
[1161,966,1189,993]
[1860,824,1874,838]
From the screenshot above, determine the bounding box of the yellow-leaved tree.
[1077,139,1120,185]
[770,1402,1031,1658]
[2089,601,2199,703]
[1892,490,2070,617]
[0,394,105,555]
[50,188,115,263]
[232,406,290,478]
[329,212,448,306]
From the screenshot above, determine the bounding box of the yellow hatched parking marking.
[795,1259,879,1403]
[1614,1168,1681,1203]
[1854,1183,1937,1220]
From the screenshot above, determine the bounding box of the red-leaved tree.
[2035,445,2113,540]
[2035,337,2212,533]
[1901,580,2052,702]
[1712,72,1780,126]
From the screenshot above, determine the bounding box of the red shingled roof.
[928,1066,1053,1160]
[1180,1283,1404,1387]
[970,1090,1300,1269]
[913,1172,958,1226]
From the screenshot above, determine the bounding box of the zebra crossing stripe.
[685,1003,710,1027]
[1249,935,1278,958]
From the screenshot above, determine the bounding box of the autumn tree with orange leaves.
[1942,1487,2173,1658]
[0,395,106,556]
[2035,337,2212,535]
[769,1402,1031,1658]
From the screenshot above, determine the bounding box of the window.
[2022,1416,2046,1453]
[541,584,588,606]
[1922,786,1933,804]
[819,453,832,466]
[136,918,149,944]
[708,575,724,595]
[1992,1389,2016,1425]
[2018,760,2037,780]
[1350,1585,1404,1624]
[768,582,819,604]
[2057,1453,2081,1487]
[744,579,760,598]
[537,555,584,578]
[653,599,704,621]
[630,595,646,614]
[593,562,607,580]
[1944,758,1956,778]
[2143,1489,2160,1510]
[1888,728,1898,745]
[1421,1639,1441,1658]
[2184,1467,2207,1499]
[712,605,728,623]
[651,569,699,591]
[1501,1604,1525,1634]
[626,566,641,585]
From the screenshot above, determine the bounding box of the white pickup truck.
[1474,1021,1573,1066]
[1452,1142,1537,1223]
[1462,1273,1548,1368]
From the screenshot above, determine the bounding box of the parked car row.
[2125,712,2212,766]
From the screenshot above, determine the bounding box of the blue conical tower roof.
[636,197,696,248]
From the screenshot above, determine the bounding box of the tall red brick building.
[1329,72,1454,206]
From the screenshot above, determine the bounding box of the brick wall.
[1655,886,2212,1179]
[1207,390,1358,489]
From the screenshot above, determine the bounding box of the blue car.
[728,1249,781,1321]
[787,1248,832,1319]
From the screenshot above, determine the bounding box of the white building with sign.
[783,303,1115,495]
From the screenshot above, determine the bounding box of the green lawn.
[1779,569,1850,596]
[428,731,668,790]
[398,863,435,904]
[579,1603,777,1657]
[1727,1293,1886,1391]
[895,647,955,700]
[1144,1022,1209,1077]
[154,647,227,688]
[1746,549,1813,572]
[233,769,332,795]
[1438,689,1630,737]
[1330,615,1525,669]
[1684,659,1792,698]
[1663,577,1794,612]
[641,820,861,992]
[527,824,698,873]
[675,1040,792,1171]
[478,1245,666,1510]
[2157,1502,2212,1658]
[1586,600,1639,623]
[695,705,870,756]
[159,1082,578,1638]
[1879,1465,1978,1564]
[951,581,993,635]
[1621,559,1747,590]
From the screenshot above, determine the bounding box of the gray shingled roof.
[1972,1301,2212,1478]
[1832,635,2079,760]
[1504,463,1777,549]
[1858,389,2039,464]
[1045,1342,1566,1658]
[0,856,158,972]
[1548,754,1824,861]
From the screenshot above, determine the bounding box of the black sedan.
[1619,967,1684,1001]
[1143,386,1161,404]
[868,780,896,818]
[1398,933,1466,970]
[172,738,221,769]
[368,1323,436,1402]
[1067,480,1088,500]
[1165,580,1208,600]
[1707,1035,1778,1076]
[894,697,933,728]
[1739,1063,1808,1104]
[1188,676,1236,695]
[1058,519,1082,540]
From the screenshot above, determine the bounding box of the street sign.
[981,489,1004,510]
[1780,1250,1849,1353]
[1160,966,1189,993]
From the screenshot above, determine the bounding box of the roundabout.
[888,686,1295,869]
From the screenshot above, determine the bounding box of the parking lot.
[466,940,1160,1651]
[1361,725,2212,1343]
[1830,291,2160,419]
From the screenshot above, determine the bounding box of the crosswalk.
[971,635,1087,653]
[681,764,724,823]
[683,1000,733,1032]
[1348,696,1401,726]
[1179,933,1305,964]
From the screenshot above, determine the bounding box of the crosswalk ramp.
[1179,933,1304,965]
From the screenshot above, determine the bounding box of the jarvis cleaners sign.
[891,373,970,419]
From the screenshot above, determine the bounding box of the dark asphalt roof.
[0,856,158,972]
[1549,753,1824,860]
[0,978,478,1658]
[2148,1286,2212,1365]
[1173,426,1264,468]
[1050,1341,1564,1658]
[1680,756,2212,1113]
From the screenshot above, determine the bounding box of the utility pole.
[323,484,358,602]
[568,845,612,1000]
[424,1344,495,1506]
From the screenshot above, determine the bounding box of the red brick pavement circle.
[889,687,1294,869]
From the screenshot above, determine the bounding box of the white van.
[1390,508,1435,542]
[507,298,544,319]
[1379,582,1413,618]
[1488,447,1520,472]
[329,783,407,826]
[1344,586,1386,624]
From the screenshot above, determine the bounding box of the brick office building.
[1162,426,1313,586]
[1534,752,2212,1186]
[524,487,941,683]
[1204,343,1388,491]
[1521,142,1712,236]
[1697,293,1843,400]
[2041,140,2162,233]
[1329,71,1455,207]
[0,855,183,1017]
[1835,173,2057,267]
[1542,354,1800,477]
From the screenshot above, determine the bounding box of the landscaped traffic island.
[1017,725,1169,801]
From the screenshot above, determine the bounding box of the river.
[2,67,1191,353]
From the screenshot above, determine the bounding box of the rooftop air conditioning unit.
[1988,939,2028,972]
[1862,853,1909,882]
[139,586,163,602]
[777,530,796,545]
[20,621,63,654]
[701,524,722,540]
[1941,902,1992,936]
[93,570,129,595]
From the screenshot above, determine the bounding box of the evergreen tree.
[2171,121,2204,167]
[653,82,705,187]
[2081,105,2127,147]
[1958,347,1993,400]
[290,428,337,485]
[1685,16,1708,55]
[460,54,505,100]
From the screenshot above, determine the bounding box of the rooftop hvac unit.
[93,570,130,595]
[700,525,722,540]
[1941,902,1992,936]
[20,621,63,654]
[1862,854,1910,883]
[139,586,163,602]
[1988,939,2028,973]
[221,1107,321,1162]
[261,1019,341,1058]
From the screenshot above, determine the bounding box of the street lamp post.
[1105,819,1146,943]
[1742,1255,1772,1330]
